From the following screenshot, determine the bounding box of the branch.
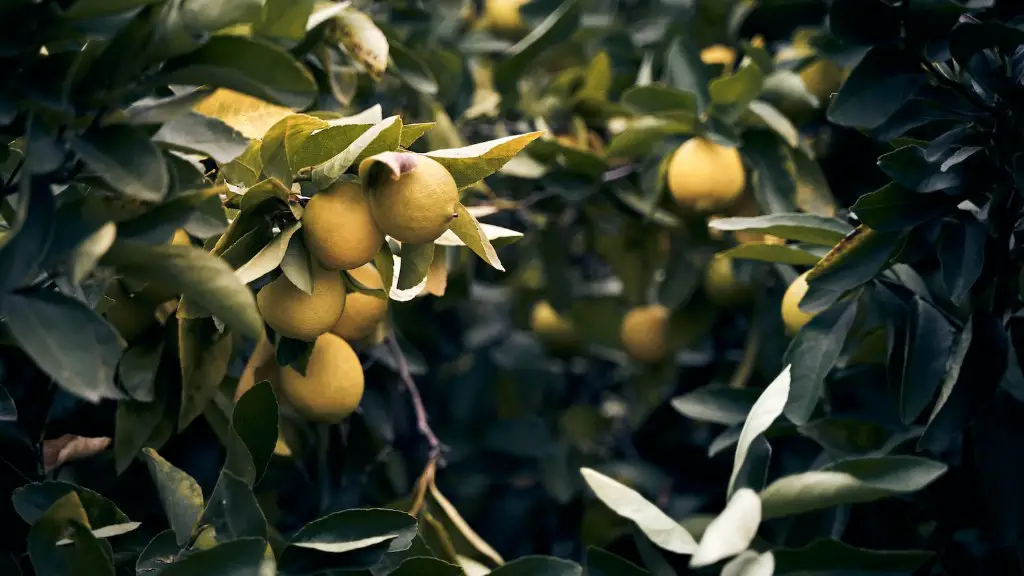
[387,334,444,464]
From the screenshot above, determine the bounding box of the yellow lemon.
[302,181,384,270]
[701,44,736,67]
[332,264,389,341]
[620,305,671,363]
[667,138,746,212]
[279,333,364,423]
[703,256,753,308]
[365,155,459,244]
[482,0,527,32]
[530,301,579,350]
[256,266,345,342]
[781,271,817,334]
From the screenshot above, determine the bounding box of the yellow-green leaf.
[426,132,545,188]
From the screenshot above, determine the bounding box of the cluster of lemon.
[256,155,460,424]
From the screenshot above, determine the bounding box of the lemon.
[279,333,364,422]
[777,42,845,106]
[530,301,579,350]
[620,305,671,363]
[303,181,384,270]
[704,256,754,308]
[701,44,736,67]
[781,271,817,334]
[332,264,389,341]
[482,0,526,32]
[256,266,345,342]
[273,435,292,457]
[365,155,459,244]
[667,138,746,212]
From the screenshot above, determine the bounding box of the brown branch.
[387,334,443,464]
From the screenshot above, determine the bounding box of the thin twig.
[728,311,762,389]
[387,334,444,464]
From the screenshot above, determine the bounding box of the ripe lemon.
[530,301,579,350]
[482,0,526,32]
[365,155,459,244]
[302,181,384,270]
[704,256,753,308]
[701,44,736,67]
[256,266,345,342]
[279,333,364,422]
[332,264,388,341]
[781,271,817,334]
[667,138,746,212]
[777,42,845,106]
[620,305,671,363]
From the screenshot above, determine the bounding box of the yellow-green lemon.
[332,264,389,341]
[279,333,365,423]
[620,305,671,363]
[366,155,459,245]
[256,266,345,342]
[530,300,579,350]
[302,181,384,270]
[781,271,817,334]
[667,138,746,212]
[703,256,754,308]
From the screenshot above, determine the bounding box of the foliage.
[3,0,1024,575]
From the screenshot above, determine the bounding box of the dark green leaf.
[783,297,858,425]
[0,384,15,421]
[708,213,852,245]
[162,36,317,109]
[136,530,178,574]
[760,456,947,519]
[27,492,89,576]
[490,556,583,576]
[2,289,125,403]
[585,547,648,576]
[12,481,130,526]
[802,226,903,312]
[773,539,932,574]
[877,145,962,193]
[199,469,267,542]
[118,338,164,402]
[663,36,710,112]
[153,112,249,164]
[397,243,434,290]
[69,125,169,202]
[228,381,278,485]
[798,418,896,456]
[900,297,957,424]
[60,0,161,19]
[939,215,986,304]
[255,0,315,41]
[494,0,582,98]
[742,130,797,214]
[719,242,822,266]
[178,317,233,429]
[620,84,698,121]
[851,182,955,231]
[828,0,902,45]
[64,521,115,576]
[604,119,692,159]
[160,537,271,576]
[103,241,264,339]
[0,176,56,292]
[279,509,418,574]
[728,367,791,496]
[390,41,439,95]
[115,391,169,474]
[388,556,463,576]
[827,45,928,129]
[142,448,205,545]
[117,186,228,244]
[670,385,760,426]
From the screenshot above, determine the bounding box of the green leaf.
[69,124,169,202]
[2,290,125,403]
[939,216,985,305]
[446,203,505,271]
[851,182,955,231]
[389,556,464,576]
[827,45,927,130]
[336,7,389,79]
[160,537,271,576]
[13,481,129,529]
[27,492,90,576]
[400,123,436,148]
[709,213,852,245]
[311,116,403,189]
[585,547,648,576]
[222,139,264,186]
[900,297,957,424]
[690,489,761,568]
[115,388,169,474]
[773,539,932,575]
[142,448,205,545]
[721,551,774,576]
[235,222,300,285]
[620,84,699,122]
[579,467,697,554]
[261,114,329,184]
[162,36,317,109]
[435,220,523,250]
[0,384,15,422]
[670,385,761,426]
[494,0,582,97]
[279,509,418,574]
[397,243,434,290]
[760,456,947,519]
[742,130,797,214]
[745,100,799,148]
[228,381,278,485]
[292,123,375,172]
[118,186,228,244]
[136,530,178,574]
[877,145,962,193]
[426,132,545,189]
[605,118,692,159]
[179,316,233,429]
[153,112,249,164]
[802,226,903,313]
[199,469,267,542]
[67,221,117,284]
[783,297,858,425]
[0,176,56,292]
[728,366,791,497]
[490,556,582,576]
[718,242,822,266]
[103,241,264,340]
[663,36,710,112]
[390,41,438,95]
[255,0,315,41]
[63,521,115,576]
[709,63,764,109]
[798,418,898,456]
